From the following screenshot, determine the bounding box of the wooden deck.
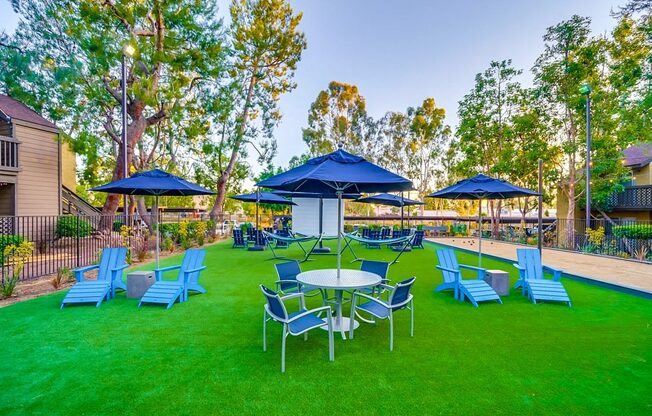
[429,237,652,294]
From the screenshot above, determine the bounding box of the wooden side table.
[484,270,510,296]
[127,271,155,299]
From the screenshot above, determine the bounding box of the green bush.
[0,234,24,264]
[56,216,92,238]
[112,221,124,232]
[612,224,652,240]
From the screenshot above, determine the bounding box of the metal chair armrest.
[352,291,390,308]
[286,306,332,323]
[280,292,304,302]
[391,294,413,310]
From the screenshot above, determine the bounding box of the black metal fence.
[0,213,219,282]
[344,215,652,263]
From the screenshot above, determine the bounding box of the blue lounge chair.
[435,249,502,307]
[349,277,416,351]
[367,230,382,249]
[232,229,247,248]
[274,261,319,297]
[139,249,207,309]
[513,248,571,307]
[261,285,334,373]
[411,230,425,249]
[60,247,128,309]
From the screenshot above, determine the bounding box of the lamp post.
[122,43,135,225]
[579,84,592,230]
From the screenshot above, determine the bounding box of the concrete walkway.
[429,237,652,294]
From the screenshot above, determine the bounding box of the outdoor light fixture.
[123,43,136,57]
[579,84,592,95]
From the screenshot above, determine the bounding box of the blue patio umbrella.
[427,173,539,266]
[257,147,413,276]
[355,193,424,228]
[92,168,215,267]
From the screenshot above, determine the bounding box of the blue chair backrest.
[247,227,255,239]
[274,261,301,291]
[178,249,206,284]
[390,277,416,308]
[97,247,127,282]
[402,229,411,237]
[517,248,544,280]
[361,260,389,279]
[261,285,288,321]
[233,229,244,244]
[436,249,460,284]
[370,230,381,240]
[381,228,390,239]
[392,230,401,239]
[413,230,424,244]
[362,228,370,238]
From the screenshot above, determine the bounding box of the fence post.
[76,214,80,268]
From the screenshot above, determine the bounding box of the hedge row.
[612,224,652,240]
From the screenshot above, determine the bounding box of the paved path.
[429,237,652,294]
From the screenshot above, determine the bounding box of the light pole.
[579,84,592,230]
[122,44,135,225]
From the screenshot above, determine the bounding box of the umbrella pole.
[401,192,404,230]
[337,190,342,278]
[156,195,160,268]
[478,199,482,267]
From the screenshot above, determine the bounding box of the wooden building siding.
[14,124,60,216]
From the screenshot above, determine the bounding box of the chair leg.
[410,300,414,337]
[389,313,394,351]
[262,311,267,352]
[281,325,287,373]
[349,294,356,339]
[328,312,334,362]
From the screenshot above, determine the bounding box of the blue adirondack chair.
[60,247,128,308]
[513,248,571,307]
[139,249,207,309]
[274,261,319,297]
[261,285,334,373]
[435,249,502,307]
[232,229,247,248]
[410,230,425,249]
[349,277,416,351]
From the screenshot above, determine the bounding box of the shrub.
[526,237,537,245]
[586,227,605,246]
[119,225,133,264]
[2,241,34,298]
[112,221,124,232]
[56,216,92,238]
[0,234,24,264]
[179,220,191,250]
[51,267,74,289]
[195,221,207,246]
[416,224,424,231]
[612,224,652,240]
[162,235,174,252]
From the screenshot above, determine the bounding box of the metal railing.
[344,216,652,263]
[607,185,652,210]
[0,136,18,170]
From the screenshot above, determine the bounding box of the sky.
[1,0,623,173]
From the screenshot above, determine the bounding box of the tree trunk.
[136,196,154,232]
[209,73,258,222]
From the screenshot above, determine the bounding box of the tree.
[0,0,225,224]
[205,0,306,221]
[533,15,600,245]
[455,60,523,235]
[302,81,376,157]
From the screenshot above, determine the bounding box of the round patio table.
[297,269,381,340]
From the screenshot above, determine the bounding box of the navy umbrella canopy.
[92,168,214,196]
[356,193,425,228]
[92,168,215,267]
[230,192,297,206]
[257,149,413,194]
[257,148,414,276]
[427,174,539,266]
[428,174,539,200]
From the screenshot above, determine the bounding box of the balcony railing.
[0,136,18,170]
[607,185,652,210]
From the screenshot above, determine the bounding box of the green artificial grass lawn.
[1,240,651,415]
